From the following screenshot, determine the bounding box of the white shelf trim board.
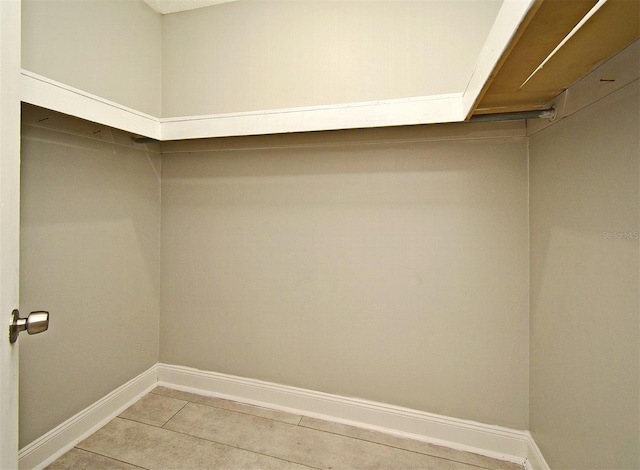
[20,70,160,140]
[159,93,464,140]
[21,70,465,141]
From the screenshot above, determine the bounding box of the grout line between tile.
[295,421,511,470]
[160,400,190,428]
[153,389,303,426]
[115,415,165,428]
[192,401,303,426]
[72,446,150,470]
[150,423,321,470]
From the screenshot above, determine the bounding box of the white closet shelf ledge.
[21,70,466,141]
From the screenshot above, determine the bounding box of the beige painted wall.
[19,105,161,447]
[161,0,502,117]
[160,122,530,429]
[22,0,162,116]
[529,81,640,469]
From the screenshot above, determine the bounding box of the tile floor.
[47,387,524,470]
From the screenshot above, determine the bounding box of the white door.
[0,0,21,468]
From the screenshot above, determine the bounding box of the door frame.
[0,0,22,468]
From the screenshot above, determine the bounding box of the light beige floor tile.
[118,392,187,427]
[152,385,302,425]
[77,417,309,470]
[45,448,141,469]
[299,417,523,470]
[164,402,484,470]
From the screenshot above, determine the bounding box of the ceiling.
[143,0,237,15]
[470,0,640,116]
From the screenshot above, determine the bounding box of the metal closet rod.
[470,108,556,122]
[132,136,158,144]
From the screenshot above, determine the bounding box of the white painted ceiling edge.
[143,0,237,15]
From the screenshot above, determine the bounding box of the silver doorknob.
[9,309,49,344]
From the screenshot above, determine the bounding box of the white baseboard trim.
[18,365,157,470]
[157,363,547,468]
[525,434,551,470]
[18,362,549,470]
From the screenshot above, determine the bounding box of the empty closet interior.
[17,1,639,469]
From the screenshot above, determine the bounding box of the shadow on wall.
[19,105,161,447]
[529,82,640,469]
